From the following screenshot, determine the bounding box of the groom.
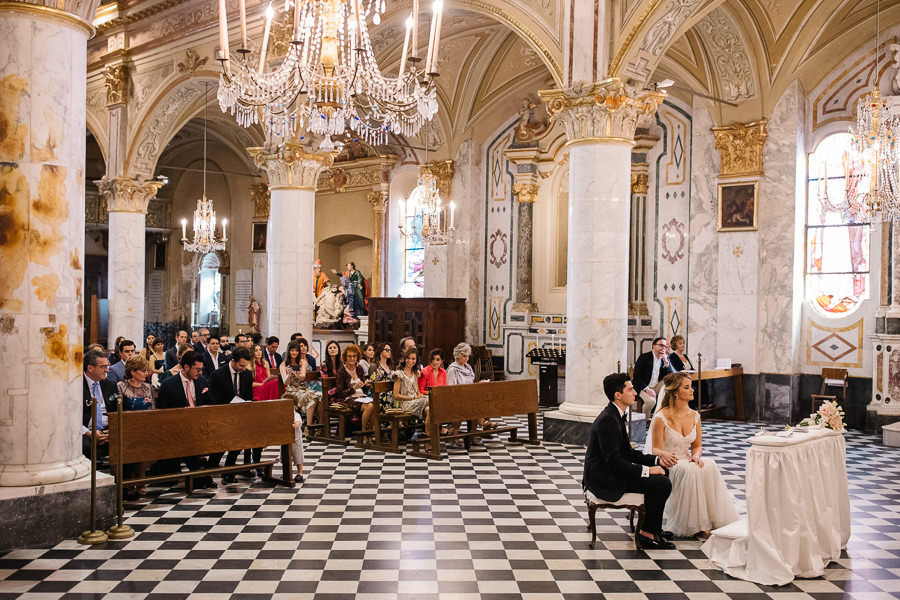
[582,372,677,550]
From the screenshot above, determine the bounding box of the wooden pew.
[363,380,419,453]
[308,377,355,445]
[108,399,296,493]
[410,379,540,460]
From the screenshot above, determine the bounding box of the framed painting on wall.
[252,222,267,252]
[718,181,758,231]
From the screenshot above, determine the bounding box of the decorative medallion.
[489,229,509,268]
[660,218,685,264]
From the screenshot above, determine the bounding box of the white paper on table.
[230,396,246,403]
[353,397,373,404]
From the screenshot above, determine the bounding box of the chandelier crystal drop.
[217,0,442,147]
[182,83,228,254]
[849,0,900,221]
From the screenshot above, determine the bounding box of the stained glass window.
[806,133,870,316]
[398,203,425,297]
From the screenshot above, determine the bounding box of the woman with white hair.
[447,343,475,385]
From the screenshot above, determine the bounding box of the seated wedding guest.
[632,337,675,418]
[583,372,676,550]
[140,334,155,363]
[281,340,322,430]
[398,337,423,369]
[109,336,125,366]
[165,330,188,369]
[108,339,136,384]
[116,356,154,498]
[252,344,280,401]
[321,340,341,377]
[155,350,215,488]
[358,343,376,377]
[234,333,252,349]
[82,349,116,459]
[446,343,493,437]
[392,348,431,448]
[263,336,282,369]
[368,342,394,411]
[202,336,227,377]
[209,346,254,483]
[190,329,201,349]
[418,348,447,394]
[148,338,166,382]
[333,345,376,442]
[290,332,304,343]
[86,343,104,354]
[668,335,694,371]
[647,373,738,538]
[298,337,317,370]
[158,343,193,384]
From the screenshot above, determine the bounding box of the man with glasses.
[632,337,675,418]
[234,333,252,349]
[82,349,117,458]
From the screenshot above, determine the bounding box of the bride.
[646,372,738,538]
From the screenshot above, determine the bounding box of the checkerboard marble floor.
[2,418,899,600]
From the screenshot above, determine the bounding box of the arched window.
[806,133,870,316]
[398,201,424,297]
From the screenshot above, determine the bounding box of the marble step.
[884,421,900,447]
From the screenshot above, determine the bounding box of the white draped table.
[702,428,850,586]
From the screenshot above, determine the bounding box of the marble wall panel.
[716,294,758,371]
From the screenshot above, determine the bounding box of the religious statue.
[314,283,345,329]
[331,262,366,317]
[248,296,260,333]
[313,260,330,300]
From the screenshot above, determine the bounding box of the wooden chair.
[471,346,500,381]
[586,493,646,551]
[364,380,419,453]
[309,377,353,445]
[811,367,848,412]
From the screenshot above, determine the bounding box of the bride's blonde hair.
[659,372,692,411]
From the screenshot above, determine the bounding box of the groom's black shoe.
[637,533,676,550]
[658,530,674,541]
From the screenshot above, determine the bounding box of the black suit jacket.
[263,348,283,369]
[632,350,675,393]
[202,350,228,378]
[164,345,178,370]
[208,363,254,405]
[157,373,212,409]
[582,403,658,501]
[82,376,117,430]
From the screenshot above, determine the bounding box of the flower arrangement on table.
[798,399,846,432]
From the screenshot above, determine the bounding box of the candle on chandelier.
[397,15,412,90]
[431,0,443,73]
[425,0,439,73]
[239,0,247,49]
[398,198,405,228]
[222,218,228,241]
[258,3,275,72]
[292,0,300,40]
[181,218,187,241]
[218,0,230,66]
[411,0,419,59]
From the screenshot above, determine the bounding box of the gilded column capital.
[95,175,164,213]
[512,182,540,204]
[250,183,270,219]
[712,120,767,178]
[367,190,388,213]
[421,160,455,199]
[630,172,649,195]
[248,143,334,190]
[538,78,666,144]
[104,64,128,106]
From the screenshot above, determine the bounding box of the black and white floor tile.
[2,417,899,600]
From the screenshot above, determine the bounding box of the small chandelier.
[182,83,228,254]
[849,0,900,221]
[217,0,443,148]
[399,165,455,245]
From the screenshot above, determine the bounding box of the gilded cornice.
[248,143,334,190]
[711,120,767,179]
[421,160,455,200]
[94,0,188,33]
[316,156,396,195]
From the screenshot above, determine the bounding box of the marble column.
[0,2,93,487]
[627,129,658,323]
[539,80,665,418]
[367,190,388,297]
[870,220,900,431]
[506,145,540,313]
[96,176,164,346]
[249,143,332,338]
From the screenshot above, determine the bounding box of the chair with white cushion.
[585,491,646,550]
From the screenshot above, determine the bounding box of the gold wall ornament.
[712,120,768,179]
[177,48,209,76]
[104,64,128,106]
[367,190,388,213]
[422,160,455,200]
[248,143,334,190]
[630,172,649,195]
[538,78,666,143]
[513,98,550,143]
[512,182,539,203]
[250,183,270,220]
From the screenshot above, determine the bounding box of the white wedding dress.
[646,410,739,536]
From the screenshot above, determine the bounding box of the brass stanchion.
[78,395,108,545]
[106,395,134,540]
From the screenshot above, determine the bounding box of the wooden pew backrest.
[428,379,538,423]
[108,399,295,464]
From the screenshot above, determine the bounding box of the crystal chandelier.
[399,164,455,245]
[217,0,442,148]
[849,0,900,221]
[182,83,228,254]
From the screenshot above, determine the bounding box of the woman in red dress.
[252,344,280,400]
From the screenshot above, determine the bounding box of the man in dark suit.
[165,330,188,370]
[632,337,675,418]
[82,349,117,459]
[155,350,215,488]
[263,336,282,369]
[582,372,676,550]
[207,346,254,483]
[194,328,210,354]
[202,336,228,377]
[107,339,135,384]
